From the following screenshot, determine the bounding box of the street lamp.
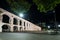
[53,11,57,29]
[19,13,24,18]
[48,26,50,29]
[58,25,60,27]
[53,10,58,34]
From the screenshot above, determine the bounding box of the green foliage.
[33,0,60,12]
[6,0,31,13]
[6,0,60,13]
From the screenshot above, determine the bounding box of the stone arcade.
[0,8,41,32]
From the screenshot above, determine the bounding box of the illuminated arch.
[2,25,10,32]
[2,14,10,23]
[13,26,18,32]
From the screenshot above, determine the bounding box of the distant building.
[0,8,41,32]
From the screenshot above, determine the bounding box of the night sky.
[0,0,60,26]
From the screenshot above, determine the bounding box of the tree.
[33,0,60,12]
[6,0,31,13]
[6,0,60,13]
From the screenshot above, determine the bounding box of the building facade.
[0,8,41,32]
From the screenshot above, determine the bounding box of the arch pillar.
[18,27,20,32]
[0,15,2,22]
[28,23,30,31]
[18,20,20,31]
[10,16,13,32]
[0,15,2,32]
[10,26,13,32]
[26,23,28,31]
[22,21,24,31]
[0,25,2,32]
[25,22,27,31]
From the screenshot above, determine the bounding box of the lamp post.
[48,26,50,30]
[53,11,58,34]
[58,25,60,27]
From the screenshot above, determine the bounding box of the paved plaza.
[0,33,60,40]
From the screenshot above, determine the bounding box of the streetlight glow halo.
[19,13,24,17]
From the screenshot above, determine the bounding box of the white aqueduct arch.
[0,8,41,32]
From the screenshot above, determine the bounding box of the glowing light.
[58,25,60,27]
[19,13,24,17]
[48,26,50,28]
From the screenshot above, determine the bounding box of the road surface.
[0,33,60,40]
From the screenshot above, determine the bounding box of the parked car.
[47,29,58,35]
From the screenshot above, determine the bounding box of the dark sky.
[0,0,60,25]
